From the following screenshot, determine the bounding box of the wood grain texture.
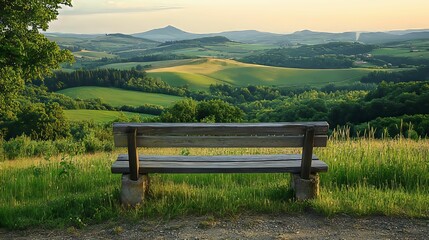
[115,154,320,162]
[114,135,328,148]
[111,122,330,175]
[127,129,139,181]
[111,158,328,174]
[301,127,315,179]
[113,122,329,136]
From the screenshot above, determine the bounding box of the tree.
[196,99,243,123]
[159,99,198,122]
[8,102,70,140]
[160,99,244,123]
[0,0,73,125]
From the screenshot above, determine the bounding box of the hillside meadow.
[58,86,183,107]
[73,50,117,60]
[63,110,155,123]
[98,59,197,70]
[148,59,377,90]
[0,136,428,229]
[371,48,429,59]
[370,39,429,59]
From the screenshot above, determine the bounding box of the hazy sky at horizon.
[49,0,429,34]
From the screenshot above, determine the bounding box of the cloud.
[59,6,182,16]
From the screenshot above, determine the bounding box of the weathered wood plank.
[301,127,315,179]
[113,122,329,136]
[127,128,139,181]
[116,154,320,162]
[111,159,328,174]
[114,135,328,148]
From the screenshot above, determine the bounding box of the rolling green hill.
[73,50,117,59]
[148,58,378,90]
[371,39,429,59]
[98,59,196,70]
[148,42,275,58]
[58,87,183,107]
[64,110,155,123]
[48,33,159,54]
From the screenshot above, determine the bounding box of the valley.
[41,26,429,124]
[147,58,376,90]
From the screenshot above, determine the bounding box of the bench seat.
[112,154,328,174]
[113,122,329,204]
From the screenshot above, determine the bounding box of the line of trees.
[74,54,195,69]
[241,42,376,69]
[360,65,429,84]
[39,69,188,96]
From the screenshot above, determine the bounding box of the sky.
[48,0,429,34]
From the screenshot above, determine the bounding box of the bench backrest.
[113,122,329,148]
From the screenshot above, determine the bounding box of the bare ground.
[1,213,428,239]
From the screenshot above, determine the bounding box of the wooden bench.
[112,122,329,206]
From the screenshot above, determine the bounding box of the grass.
[371,39,429,59]
[148,58,378,90]
[371,48,429,59]
[73,50,117,59]
[64,110,155,123]
[0,137,428,229]
[58,86,183,107]
[142,42,276,59]
[98,59,196,70]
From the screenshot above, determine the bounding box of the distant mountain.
[251,29,429,45]
[213,30,283,44]
[160,36,232,46]
[387,29,429,35]
[359,31,429,44]
[400,31,429,41]
[358,32,402,44]
[132,26,283,44]
[48,27,429,49]
[273,30,357,45]
[131,26,429,45]
[132,25,205,42]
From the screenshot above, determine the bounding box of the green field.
[98,59,197,70]
[73,50,117,59]
[64,110,155,123]
[371,39,429,59]
[148,58,377,90]
[58,87,183,107]
[139,42,275,59]
[371,48,429,59]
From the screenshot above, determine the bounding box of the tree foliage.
[41,69,187,96]
[160,99,243,123]
[241,42,376,69]
[0,0,73,123]
[360,65,429,84]
[7,102,70,140]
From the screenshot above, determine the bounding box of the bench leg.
[290,173,320,200]
[143,173,150,196]
[120,174,150,207]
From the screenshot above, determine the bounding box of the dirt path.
[1,213,428,239]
